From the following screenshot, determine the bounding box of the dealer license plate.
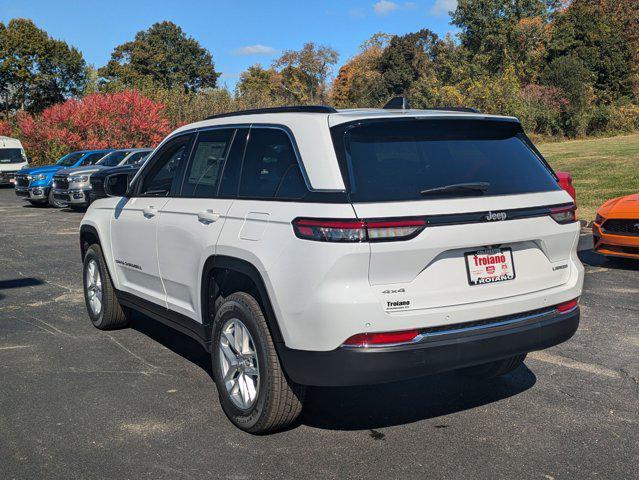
[465,248,515,285]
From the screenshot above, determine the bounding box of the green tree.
[99,21,219,92]
[236,64,285,106]
[451,0,560,75]
[548,0,636,101]
[0,18,87,115]
[273,42,338,103]
[374,29,441,102]
[542,55,593,135]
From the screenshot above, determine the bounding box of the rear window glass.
[334,119,559,202]
[0,148,25,164]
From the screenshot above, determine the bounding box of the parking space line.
[528,351,621,378]
[0,345,32,351]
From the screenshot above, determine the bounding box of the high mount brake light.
[292,218,426,242]
[549,204,577,224]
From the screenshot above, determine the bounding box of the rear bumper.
[279,307,579,386]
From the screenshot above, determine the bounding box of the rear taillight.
[549,204,576,224]
[292,218,425,242]
[342,329,420,348]
[556,298,579,313]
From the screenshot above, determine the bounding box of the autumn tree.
[0,19,87,115]
[99,21,219,93]
[15,90,171,164]
[330,34,390,108]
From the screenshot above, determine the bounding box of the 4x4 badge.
[382,288,405,294]
[485,211,507,221]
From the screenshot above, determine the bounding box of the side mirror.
[104,172,131,197]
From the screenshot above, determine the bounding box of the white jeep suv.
[79,103,584,433]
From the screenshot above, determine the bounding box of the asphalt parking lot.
[0,186,637,480]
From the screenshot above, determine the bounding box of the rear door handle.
[142,206,157,218]
[197,210,220,224]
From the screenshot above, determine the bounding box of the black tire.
[83,244,129,330]
[458,354,527,379]
[212,292,304,434]
[48,188,65,208]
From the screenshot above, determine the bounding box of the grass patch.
[539,133,639,220]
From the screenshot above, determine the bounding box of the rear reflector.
[293,218,425,242]
[556,298,579,313]
[549,204,576,224]
[342,329,420,347]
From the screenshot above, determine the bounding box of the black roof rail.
[206,105,338,120]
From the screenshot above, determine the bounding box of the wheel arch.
[201,255,284,346]
[79,224,101,260]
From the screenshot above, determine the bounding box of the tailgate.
[352,192,579,311]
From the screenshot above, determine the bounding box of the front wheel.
[212,292,304,434]
[458,354,527,379]
[83,244,129,330]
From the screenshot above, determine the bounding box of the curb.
[579,220,593,228]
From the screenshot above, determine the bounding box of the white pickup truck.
[0,136,28,185]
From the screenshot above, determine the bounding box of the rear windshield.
[332,119,559,202]
[0,148,26,164]
[98,151,129,167]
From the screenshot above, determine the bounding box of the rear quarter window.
[332,119,560,202]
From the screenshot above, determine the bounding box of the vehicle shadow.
[301,366,536,431]
[128,310,536,431]
[579,249,639,271]
[0,278,45,290]
[129,311,213,376]
[0,277,45,302]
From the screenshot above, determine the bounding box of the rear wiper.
[420,182,490,196]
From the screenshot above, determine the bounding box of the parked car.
[0,136,28,186]
[79,103,584,434]
[556,171,576,204]
[88,154,151,204]
[15,149,113,207]
[52,148,152,209]
[593,193,639,259]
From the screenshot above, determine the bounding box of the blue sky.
[0,0,458,89]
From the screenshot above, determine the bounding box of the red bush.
[14,90,172,164]
[0,120,12,137]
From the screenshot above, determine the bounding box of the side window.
[218,128,248,198]
[239,128,306,199]
[138,136,192,197]
[180,129,234,198]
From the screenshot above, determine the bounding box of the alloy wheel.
[218,318,260,410]
[86,259,103,316]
